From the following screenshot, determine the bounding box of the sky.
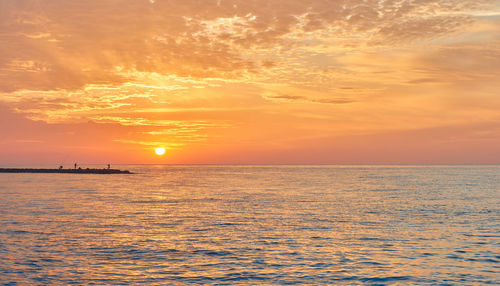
[1,0,500,165]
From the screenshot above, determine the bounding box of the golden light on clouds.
[1,0,500,164]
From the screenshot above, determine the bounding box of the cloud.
[312,98,356,104]
[373,15,474,44]
[406,78,443,84]
[262,93,355,105]
[1,0,500,163]
[1,0,496,92]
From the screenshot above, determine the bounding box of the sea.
[0,165,498,285]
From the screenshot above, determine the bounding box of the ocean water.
[0,165,498,285]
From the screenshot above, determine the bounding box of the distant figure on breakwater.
[74,163,77,169]
[107,164,110,169]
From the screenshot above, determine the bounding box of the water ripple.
[0,165,499,285]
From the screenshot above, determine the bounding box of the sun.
[155,147,166,156]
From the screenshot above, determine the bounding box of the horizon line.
[1,163,500,167]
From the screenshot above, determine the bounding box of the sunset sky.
[1,0,499,164]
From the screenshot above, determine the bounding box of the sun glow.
[155,147,166,156]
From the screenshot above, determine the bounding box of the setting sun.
[155,147,165,156]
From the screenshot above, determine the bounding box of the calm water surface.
[0,165,498,285]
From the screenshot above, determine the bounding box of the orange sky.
[1,0,500,164]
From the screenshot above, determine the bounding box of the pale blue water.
[0,165,498,285]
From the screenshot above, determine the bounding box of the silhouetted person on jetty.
[107,164,110,169]
[74,163,77,169]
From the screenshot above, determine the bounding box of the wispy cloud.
[262,93,355,105]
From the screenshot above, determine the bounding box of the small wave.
[367,188,400,192]
[466,258,499,264]
[192,249,234,257]
[358,237,391,242]
[131,198,219,204]
[309,262,336,268]
[213,222,242,226]
[310,236,330,240]
[219,272,271,282]
[359,276,411,283]
[359,261,385,266]
[5,230,55,236]
[193,228,211,232]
